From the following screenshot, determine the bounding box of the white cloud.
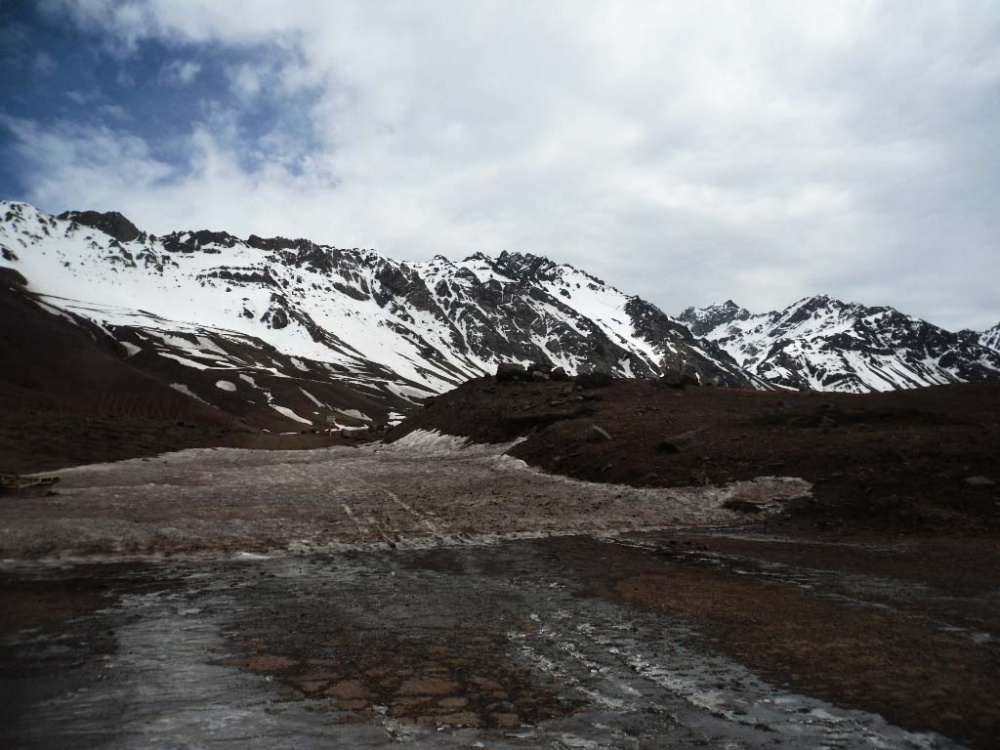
[14,0,1000,330]
[160,59,201,85]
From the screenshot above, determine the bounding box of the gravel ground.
[1,434,997,748]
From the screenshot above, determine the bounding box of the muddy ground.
[1,429,998,748]
[0,410,366,476]
[3,531,996,749]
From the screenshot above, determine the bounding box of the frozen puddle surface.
[512,605,953,749]
[2,548,963,749]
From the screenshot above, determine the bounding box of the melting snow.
[271,404,312,424]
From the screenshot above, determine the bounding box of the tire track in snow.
[341,503,369,536]
[382,488,449,540]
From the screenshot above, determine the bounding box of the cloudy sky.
[1,1,997,330]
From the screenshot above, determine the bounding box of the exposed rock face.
[976,323,1000,353]
[1,201,768,429]
[628,298,756,388]
[678,300,751,337]
[57,210,142,243]
[495,363,528,382]
[681,296,1000,393]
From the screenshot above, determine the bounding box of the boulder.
[495,362,528,382]
[576,370,613,389]
[530,370,550,382]
[965,475,995,487]
[550,367,570,381]
[655,429,703,453]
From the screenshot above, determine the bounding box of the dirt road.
[1,434,996,748]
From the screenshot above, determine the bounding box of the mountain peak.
[677,300,751,336]
[58,209,142,243]
[697,295,1000,392]
[980,322,1000,352]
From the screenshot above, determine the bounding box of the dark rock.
[659,360,701,388]
[576,371,613,388]
[58,210,141,243]
[965,475,995,487]
[496,363,528,382]
[0,267,28,287]
[723,499,763,513]
[550,367,570,381]
[269,308,289,329]
[656,430,703,453]
[531,370,550,382]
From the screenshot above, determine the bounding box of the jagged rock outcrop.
[57,210,142,243]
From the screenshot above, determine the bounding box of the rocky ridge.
[0,201,757,428]
[680,296,1000,393]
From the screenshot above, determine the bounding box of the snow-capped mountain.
[679,296,1000,393]
[977,323,1000,353]
[0,201,756,427]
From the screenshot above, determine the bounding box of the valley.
[1,202,998,748]
[2,378,998,748]
[2,432,997,749]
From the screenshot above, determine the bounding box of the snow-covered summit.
[678,300,752,337]
[0,201,756,426]
[978,323,1000,353]
[682,294,1000,393]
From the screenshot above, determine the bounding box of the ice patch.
[215,380,237,392]
[271,404,312,425]
[299,388,325,408]
[335,408,371,422]
[161,353,210,370]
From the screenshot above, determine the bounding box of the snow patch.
[169,383,209,405]
[271,404,312,425]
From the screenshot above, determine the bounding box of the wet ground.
[1,434,997,748]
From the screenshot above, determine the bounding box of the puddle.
[0,547,967,748]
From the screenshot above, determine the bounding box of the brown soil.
[0,409,366,475]
[390,377,1000,535]
[618,565,998,746]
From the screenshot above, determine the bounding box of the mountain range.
[1,200,997,428]
[679,299,1000,393]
